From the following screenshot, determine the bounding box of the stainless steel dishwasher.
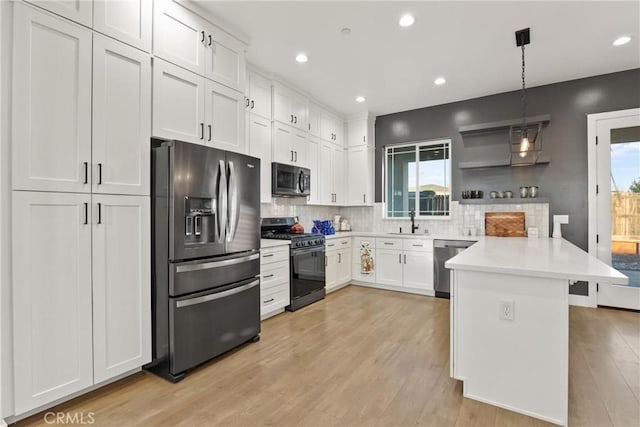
[434,239,475,298]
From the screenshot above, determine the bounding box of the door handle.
[98,163,102,185]
[263,298,275,304]
[338,253,341,263]
[291,150,294,162]
[83,202,88,225]
[208,34,212,46]
[290,114,294,123]
[194,215,201,236]
[404,254,407,264]
[227,160,240,243]
[83,162,88,184]
[97,202,102,225]
[363,193,366,203]
[294,151,298,162]
[294,116,297,124]
[208,124,212,142]
[264,273,275,279]
[200,122,204,140]
[215,160,227,242]
[399,253,402,264]
[176,253,260,273]
[245,97,250,108]
[251,100,255,109]
[201,31,205,43]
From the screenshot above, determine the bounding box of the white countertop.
[324,231,481,241]
[260,239,290,249]
[445,237,628,284]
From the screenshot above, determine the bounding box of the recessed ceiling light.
[434,77,446,85]
[356,96,366,103]
[612,36,631,46]
[341,27,351,36]
[295,53,308,63]
[399,14,415,27]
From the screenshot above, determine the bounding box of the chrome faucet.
[409,209,419,234]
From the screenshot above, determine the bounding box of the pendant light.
[510,28,542,166]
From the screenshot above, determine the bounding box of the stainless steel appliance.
[261,217,326,311]
[272,162,311,197]
[434,239,475,298]
[149,139,261,382]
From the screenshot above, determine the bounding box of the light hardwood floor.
[15,286,640,426]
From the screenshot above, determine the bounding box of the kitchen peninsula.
[446,237,628,426]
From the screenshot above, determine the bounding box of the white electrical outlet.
[499,300,515,321]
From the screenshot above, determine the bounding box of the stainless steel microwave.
[272,162,311,197]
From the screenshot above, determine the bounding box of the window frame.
[383,138,452,220]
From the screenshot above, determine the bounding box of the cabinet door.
[347,146,372,206]
[247,71,271,120]
[325,251,338,290]
[12,192,93,414]
[93,195,151,383]
[248,114,272,203]
[337,249,352,284]
[332,146,346,205]
[376,249,403,286]
[25,0,92,26]
[272,84,294,126]
[403,251,434,290]
[93,36,151,196]
[306,137,321,204]
[321,112,335,143]
[319,142,334,204]
[291,92,308,131]
[292,131,307,167]
[205,27,246,92]
[347,118,368,147]
[93,0,152,52]
[12,4,92,193]
[153,0,206,75]
[308,103,322,137]
[272,123,294,165]
[152,59,206,144]
[352,243,376,283]
[205,79,246,153]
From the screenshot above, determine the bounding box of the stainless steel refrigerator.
[148,139,261,382]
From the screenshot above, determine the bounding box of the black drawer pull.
[263,253,274,258]
[263,298,275,304]
[264,273,275,279]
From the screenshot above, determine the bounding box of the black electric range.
[261,217,326,311]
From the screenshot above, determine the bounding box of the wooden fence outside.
[612,192,640,254]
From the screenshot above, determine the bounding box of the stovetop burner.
[261,217,325,249]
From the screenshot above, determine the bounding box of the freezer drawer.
[169,277,260,375]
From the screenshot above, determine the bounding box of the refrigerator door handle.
[227,160,240,242]
[175,253,260,273]
[176,279,260,308]
[216,160,228,242]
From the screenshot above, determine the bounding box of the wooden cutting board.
[485,212,526,237]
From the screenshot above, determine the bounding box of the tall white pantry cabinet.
[9,1,152,417]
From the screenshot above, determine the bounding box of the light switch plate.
[499,300,515,321]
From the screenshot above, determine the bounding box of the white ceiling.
[196,1,640,117]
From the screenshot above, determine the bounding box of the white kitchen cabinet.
[93,35,151,196]
[204,79,246,153]
[292,129,308,167]
[12,192,94,414]
[246,70,271,120]
[273,83,308,131]
[403,251,434,290]
[94,0,152,52]
[308,103,322,137]
[92,195,151,383]
[247,114,272,203]
[332,145,346,204]
[369,238,434,291]
[12,3,92,193]
[326,238,351,291]
[319,142,346,204]
[205,25,246,93]
[347,116,374,147]
[25,0,93,26]
[351,238,376,283]
[347,145,374,206]
[153,0,207,75]
[337,250,351,285]
[306,137,321,204]
[375,249,404,286]
[272,122,306,166]
[325,251,339,290]
[260,245,290,319]
[152,59,206,144]
[321,111,344,146]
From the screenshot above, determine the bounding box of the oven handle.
[291,246,325,256]
[175,253,260,273]
[176,279,259,308]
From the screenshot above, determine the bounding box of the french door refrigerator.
[149,139,261,382]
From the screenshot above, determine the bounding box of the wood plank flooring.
[15,286,640,427]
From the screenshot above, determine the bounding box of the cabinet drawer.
[327,238,350,251]
[260,287,289,316]
[403,239,433,252]
[261,261,289,291]
[375,237,403,249]
[261,247,289,264]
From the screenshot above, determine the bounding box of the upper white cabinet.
[319,141,345,204]
[245,70,271,120]
[272,122,307,167]
[25,0,93,27]
[92,195,151,383]
[94,0,152,52]
[273,83,308,131]
[12,3,92,193]
[205,26,246,93]
[247,114,272,203]
[347,146,374,206]
[306,137,321,204]
[152,59,206,144]
[321,111,344,145]
[347,116,374,147]
[93,35,151,196]
[308,103,322,137]
[12,192,94,414]
[154,0,246,92]
[205,79,246,153]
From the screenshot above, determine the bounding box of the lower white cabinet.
[374,238,434,291]
[12,191,151,415]
[326,238,351,291]
[260,245,290,319]
[319,142,346,204]
[375,248,404,286]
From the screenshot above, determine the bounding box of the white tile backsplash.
[262,198,550,237]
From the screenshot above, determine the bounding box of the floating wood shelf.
[458,155,550,169]
[459,197,549,205]
[458,114,551,135]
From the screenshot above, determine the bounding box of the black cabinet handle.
[290,114,294,123]
[98,163,102,185]
[294,151,297,162]
[201,31,205,43]
[200,122,204,140]
[308,123,311,131]
[97,203,102,225]
[83,162,88,184]
[250,100,254,109]
[83,202,88,225]
[399,254,402,264]
[294,116,297,124]
[290,150,294,162]
[245,97,250,107]
[263,298,274,304]
[363,136,366,142]
[208,34,212,46]
[208,124,212,141]
[264,274,275,279]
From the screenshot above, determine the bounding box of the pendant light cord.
[521,43,527,131]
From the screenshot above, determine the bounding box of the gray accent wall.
[374,69,640,250]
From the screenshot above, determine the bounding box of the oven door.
[290,246,326,299]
